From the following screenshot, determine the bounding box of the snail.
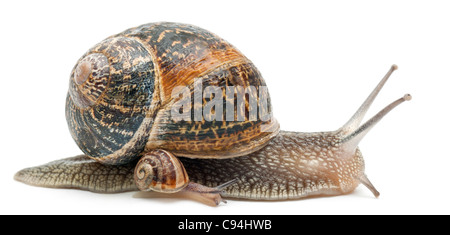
[14,22,411,206]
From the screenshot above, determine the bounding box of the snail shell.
[66,22,279,165]
[134,150,188,193]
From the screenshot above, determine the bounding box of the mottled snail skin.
[14,131,364,199]
[15,155,136,193]
[184,131,365,200]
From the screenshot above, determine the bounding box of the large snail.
[15,22,411,205]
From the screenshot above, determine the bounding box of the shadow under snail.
[14,22,411,206]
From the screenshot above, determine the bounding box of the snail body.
[15,22,411,205]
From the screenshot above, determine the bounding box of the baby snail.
[15,22,411,206]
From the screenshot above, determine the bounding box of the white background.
[1,0,448,214]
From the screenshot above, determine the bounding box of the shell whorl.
[66,22,279,165]
[69,53,110,108]
[134,149,189,193]
[66,36,157,165]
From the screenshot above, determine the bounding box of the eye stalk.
[69,53,110,108]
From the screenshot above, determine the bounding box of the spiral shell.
[66,22,279,165]
[134,149,189,193]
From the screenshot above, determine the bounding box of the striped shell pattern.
[66,22,280,165]
[134,149,188,193]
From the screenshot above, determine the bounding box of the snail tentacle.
[180,179,239,206]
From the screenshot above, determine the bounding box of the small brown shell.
[134,149,189,193]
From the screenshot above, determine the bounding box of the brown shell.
[66,22,279,164]
[134,149,189,193]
